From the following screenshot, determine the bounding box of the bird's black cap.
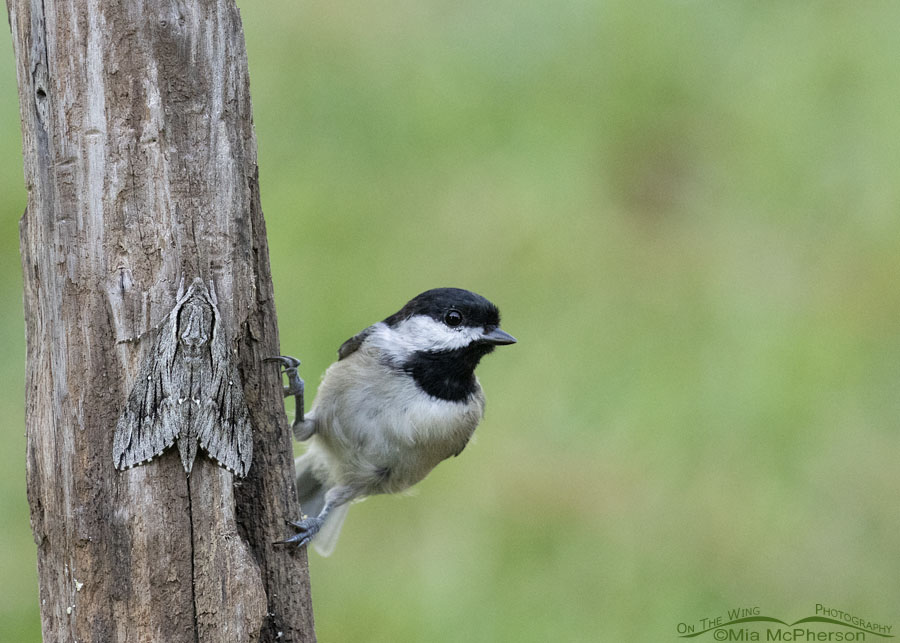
[384,287,502,330]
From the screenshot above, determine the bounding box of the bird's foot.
[265,355,305,398]
[266,355,312,435]
[274,516,324,548]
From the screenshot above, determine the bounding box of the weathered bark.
[7,0,316,640]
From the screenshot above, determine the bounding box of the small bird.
[268,287,516,555]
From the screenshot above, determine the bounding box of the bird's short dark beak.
[482,328,517,345]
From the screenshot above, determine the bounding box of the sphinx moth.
[112,278,253,477]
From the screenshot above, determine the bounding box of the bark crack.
[187,476,199,643]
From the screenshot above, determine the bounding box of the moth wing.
[197,360,253,477]
[113,331,180,470]
[196,303,253,477]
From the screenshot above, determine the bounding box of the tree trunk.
[7,0,316,640]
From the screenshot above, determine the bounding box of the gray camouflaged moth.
[113,278,253,477]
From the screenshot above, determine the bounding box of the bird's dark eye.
[444,309,463,327]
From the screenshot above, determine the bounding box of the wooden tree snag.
[7,0,316,641]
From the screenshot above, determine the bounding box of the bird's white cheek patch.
[380,316,483,353]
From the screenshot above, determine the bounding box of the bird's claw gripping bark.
[265,355,304,397]
[274,516,323,548]
[266,354,306,426]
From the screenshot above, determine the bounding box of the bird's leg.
[265,355,304,410]
[276,485,358,548]
[265,355,316,440]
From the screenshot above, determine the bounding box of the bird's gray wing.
[337,326,374,360]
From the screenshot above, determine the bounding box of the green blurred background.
[2,1,899,641]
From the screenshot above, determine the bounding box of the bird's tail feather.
[294,453,349,557]
[312,502,349,557]
[295,456,326,518]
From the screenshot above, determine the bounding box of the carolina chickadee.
[268,287,516,555]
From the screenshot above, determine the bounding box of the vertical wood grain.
[7,0,316,639]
